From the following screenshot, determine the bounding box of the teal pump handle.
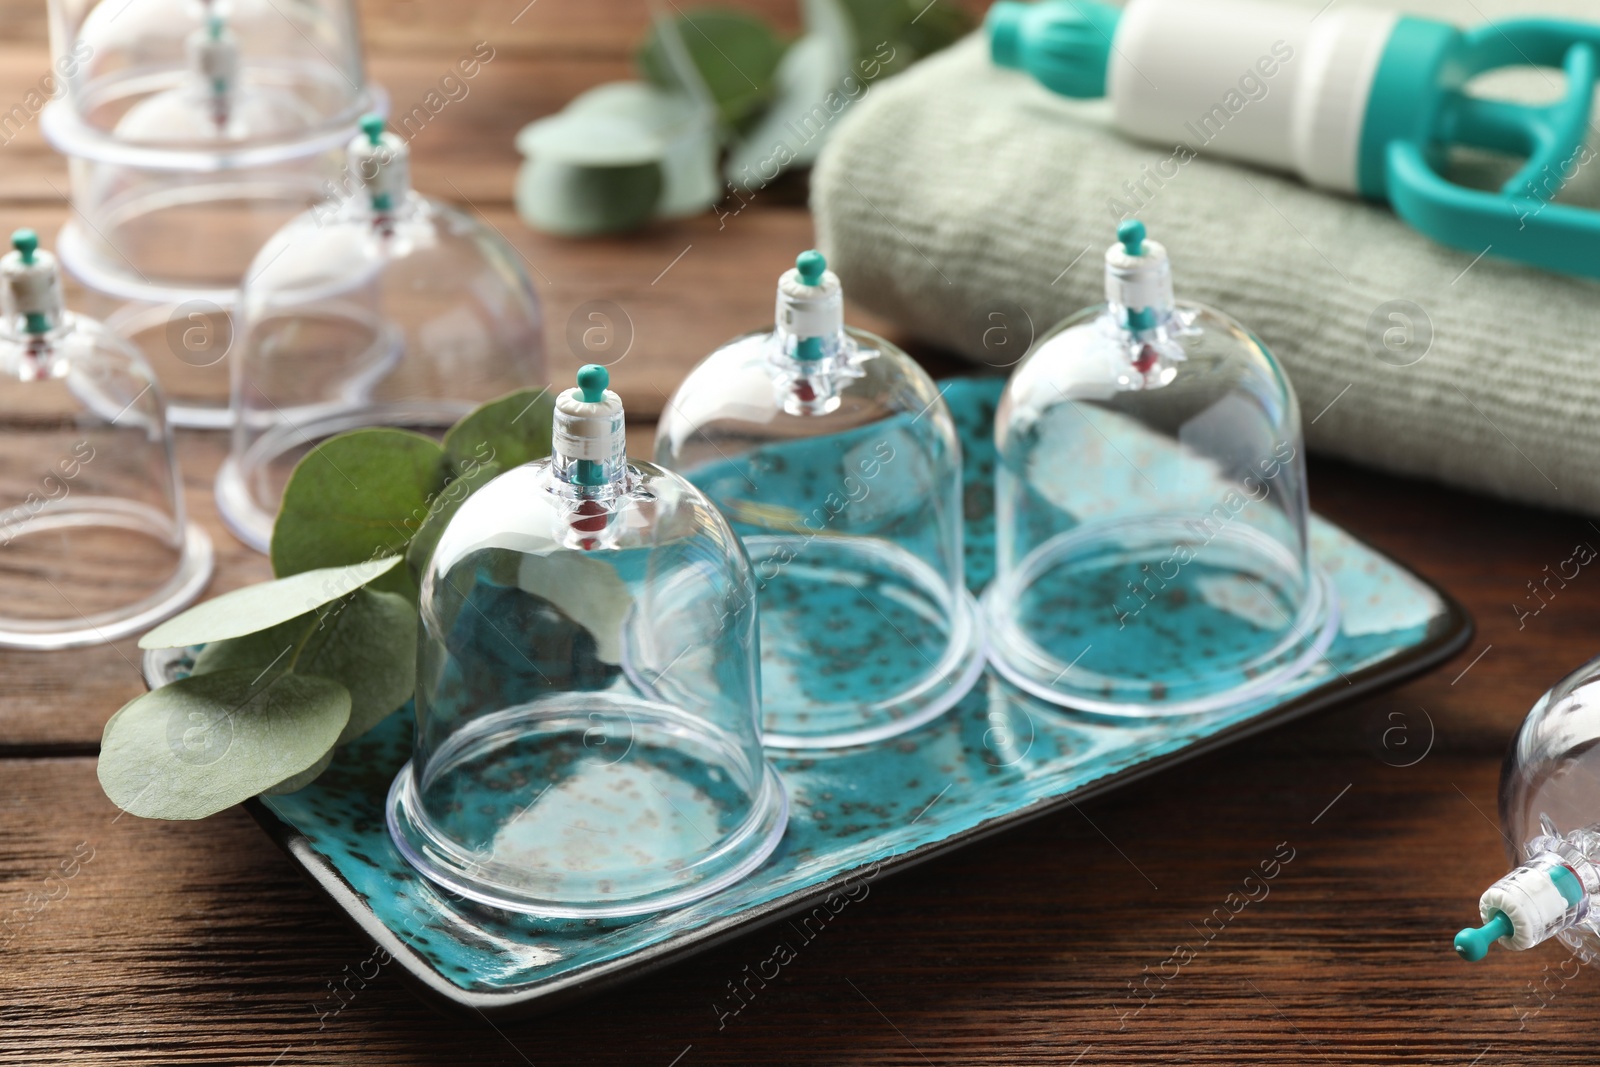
[1378,18,1600,277]
[989,0,1600,280]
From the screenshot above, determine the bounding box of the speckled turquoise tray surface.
[217,378,1469,1016]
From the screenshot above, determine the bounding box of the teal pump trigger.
[988,0,1600,279]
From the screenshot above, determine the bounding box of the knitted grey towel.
[812,0,1600,517]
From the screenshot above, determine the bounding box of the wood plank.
[0,0,813,52]
[0,1,1589,1060]
[0,743,1583,1063]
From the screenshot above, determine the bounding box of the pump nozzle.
[796,249,827,287]
[986,0,1121,99]
[1455,912,1514,962]
[1454,852,1592,962]
[12,229,37,265]
[1118,219,1146,257]
[774,249,843,365]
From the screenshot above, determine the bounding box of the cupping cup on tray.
[387,366,788,918]
[655,251,984,749]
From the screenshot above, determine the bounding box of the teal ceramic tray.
[148,378,1471,1018]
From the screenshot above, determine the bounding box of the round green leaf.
[138,556,401,649]
[271,428,449,598]
[262,749,336,796]
[516,111,666,167]
[189,611,315,678]
[639,9,787,130]
[98,670,351,821]
[551,82,722,218]
[443,387,556,476]
[303,589,416,743]
[406,460,503,578]
[191,589,417,745]
[726,33,850,182]
[515,156,663,237]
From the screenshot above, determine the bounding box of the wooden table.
[3,2,1597,1063]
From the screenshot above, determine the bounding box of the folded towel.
[811,0,1600,517]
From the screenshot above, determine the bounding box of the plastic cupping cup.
[654,250,984,750]
[986,220,1338,716]
[388,366,788,917]
[0,229,211,648]
[41,0,387,427]
[215,116,545,553]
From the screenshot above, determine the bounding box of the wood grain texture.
[0,0,1594,1061]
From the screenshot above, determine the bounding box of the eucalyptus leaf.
[515,155,664,237]
[407,460,503,578]
[138,556,402,649]
[191,588,417,744]
[443,387,557,475]
[98,670,351,821]
[271,428,449,599]
[639,9,787,131]
[189,612,317,677]
[262,749,336,796]
[516,111,667,167]
[556,82,721,219]
[313,588,417,741]
[895,0,974,62]
[516,551,634,665]
[725,32,852,182]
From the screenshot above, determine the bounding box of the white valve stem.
[1105,226,1175,330]
[775,260,844,357]
[2,232,64,335]
[188,16,239,104]
[348,116,411,213]
[553,365,626,490]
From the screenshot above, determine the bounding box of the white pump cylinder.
[1105,236,1173,316]
[1106,0,1398,194]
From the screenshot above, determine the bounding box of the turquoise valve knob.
[1455,911,1514,962]
[577,363,609,403]
[360,113,386,145]
[796,249,827,286]
[11,229,37,264]
[1118,219,1147,256]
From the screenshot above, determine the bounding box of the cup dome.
[41,0,385,428]
[0,230,211,649]
[387,366,788,917]
[216,118,546,551]
[985,221,1338,715]
[47,0,373,147]
[655,251,984,750]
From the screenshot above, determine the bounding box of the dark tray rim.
[245,524,1475,1021]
